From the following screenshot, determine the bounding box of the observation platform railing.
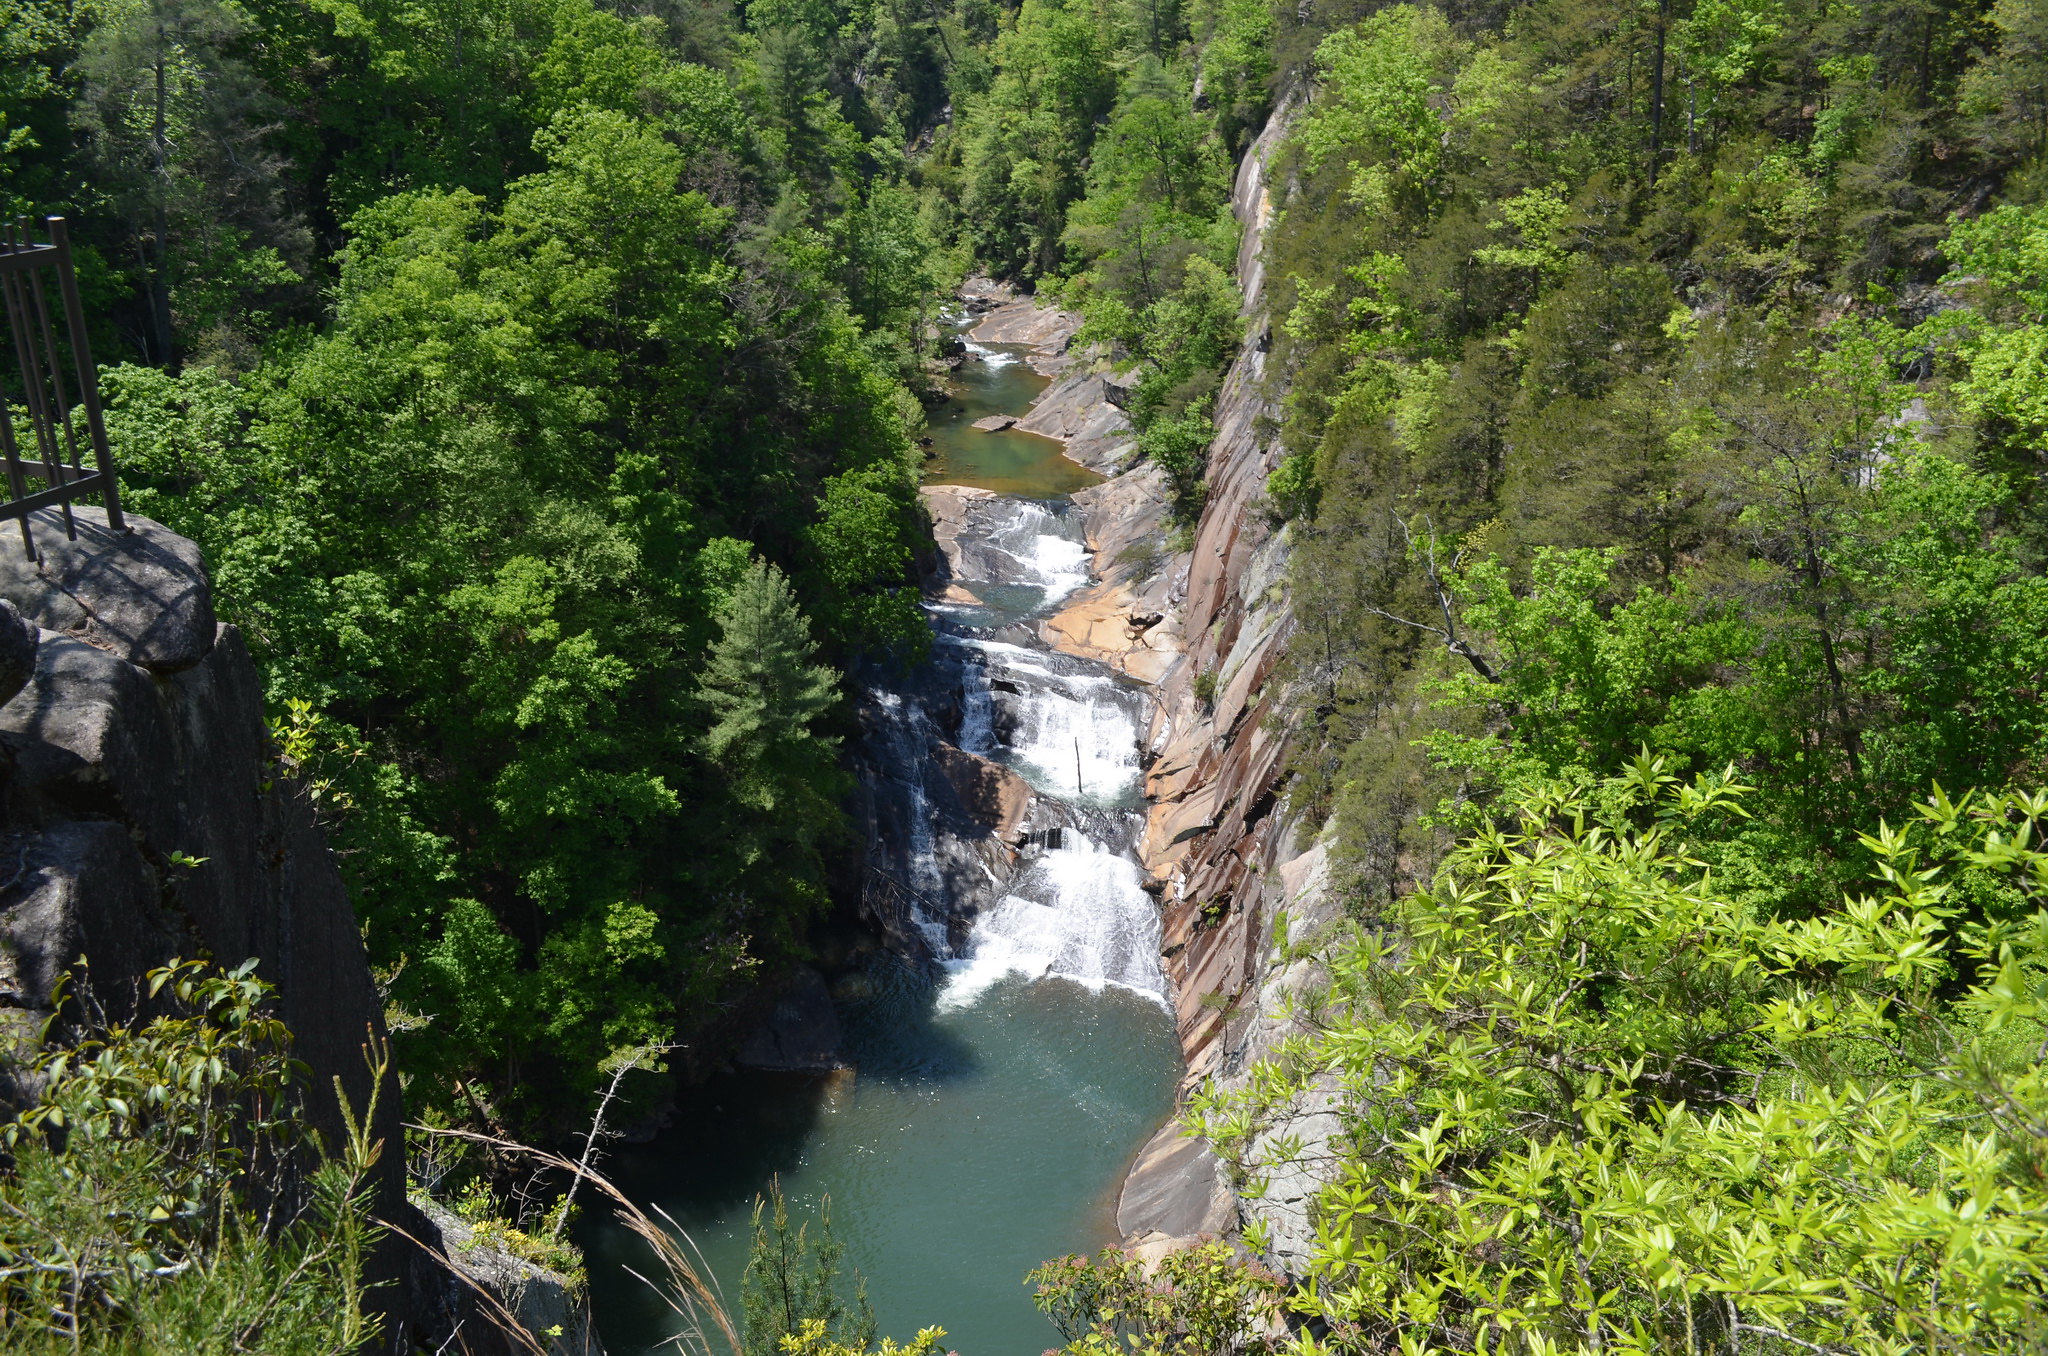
[0,216,126,562]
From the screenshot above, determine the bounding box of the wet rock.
[735,967,843,1072]
[932,741,1032,842]
[1118,1121,1236,1243]
[0,507,215,674]
[919,484,1000,588]
[971,414,1018,432]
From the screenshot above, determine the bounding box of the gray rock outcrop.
[1118,1121,1236,1245]
[0,507,215,673]
[0,507,425,1343]
[1012,90,1346,1282]
[735,966,844,1072]
[413,1200,607,1356]
[0,600,37,709]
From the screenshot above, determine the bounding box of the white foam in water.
[939,834,1167,1009]
[1007,677,1141,804]
[972,501,1090,605]
[1026,531,1089,603]
[964,341,1021,369]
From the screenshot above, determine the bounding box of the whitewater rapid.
[895,491,1167,1011]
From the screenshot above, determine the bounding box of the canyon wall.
[0,506,589,1352]
[1049,96,1333,1085]
[1039,97,1349,1261]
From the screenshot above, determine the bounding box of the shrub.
[0,959,385,1352]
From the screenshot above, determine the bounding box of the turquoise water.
[580,960,1180,1355]
[921,337,1102,497]
[580,314,1181,1356]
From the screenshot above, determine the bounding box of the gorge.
[583,299,1201,1356]
[570,85,1335,1350]
[10,0,2048,1342]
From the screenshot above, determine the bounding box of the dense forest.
[1,0,964,1124]
[7,0,2048,1341]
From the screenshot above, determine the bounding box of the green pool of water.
[921,343,1102,497]
[580,960,1180,1355]
[582,316,1180,1356]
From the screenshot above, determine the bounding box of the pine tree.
[695,559,848,954]
[742,1179,877,1356]
[699,559,841,812]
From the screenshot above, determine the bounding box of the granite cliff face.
[0,506,596,1352]
[0,508,398,1154]
[1044,98,1330,1086]
[1014,98,1349,1262]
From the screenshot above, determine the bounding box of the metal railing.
[0,216,126,561]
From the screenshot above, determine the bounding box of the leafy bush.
[1187,772,2048,1354]
[1140,402,1217,527]
[1030,1242,1285,1356]
[0,960,384,1352]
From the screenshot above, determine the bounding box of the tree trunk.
[150,3,175,368]
[1802,545,1863,780]
[1648,0,1669,185]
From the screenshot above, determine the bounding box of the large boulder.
[968,298,1080,348]
[1117,1121,1237,1244]
[0,507,216,675]
[0,599,36,710]
[0,507,215,674]
[932,741,1032,842]
[734,967,843,1072]
[413,1200,606,1356]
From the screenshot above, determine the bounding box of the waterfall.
[939,833,1167,1010]
[976,500,1090,606]
[937,633,1146,808]
[1004,672,1142,808]
[865,491,1166,1008]
[956,652,997,756]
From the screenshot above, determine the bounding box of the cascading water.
[889,492,1164,1001]
[583,324,1179,1356]
[941,834,1167,1008]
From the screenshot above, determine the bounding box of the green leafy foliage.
[1029,1242,1286,1356]
[1138,399,1216,525]
[0,960,385,1352]
[12,0,954,1128]
[1258,0,2048,914]
[777,1318,947,1356]
[1185,776,2048,1354]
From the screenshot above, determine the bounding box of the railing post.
[20,219,79,541]
[45,218,123,533]
[0,227,43,561]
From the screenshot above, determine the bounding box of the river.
[581,318,1181,1356]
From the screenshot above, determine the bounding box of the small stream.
[583,320,1180,1356]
